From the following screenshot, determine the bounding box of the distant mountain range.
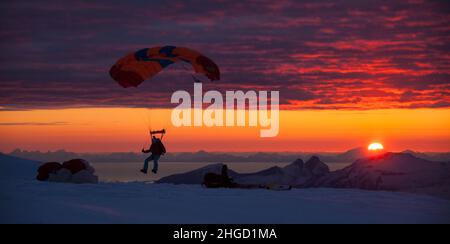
[6,148,450,164]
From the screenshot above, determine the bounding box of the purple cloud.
[0,0,449,110]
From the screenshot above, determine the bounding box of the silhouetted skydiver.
[140,135,166,174]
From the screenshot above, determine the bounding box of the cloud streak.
[0,122,69,126]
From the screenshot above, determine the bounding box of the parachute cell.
[110,46,220,88]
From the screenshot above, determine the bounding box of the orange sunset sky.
[1,108,449,152]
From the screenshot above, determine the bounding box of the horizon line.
[4,148,450,154]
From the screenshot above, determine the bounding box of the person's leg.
[152,155,161,172]
[143,154,154,172]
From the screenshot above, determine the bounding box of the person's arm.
[141,147,151,153]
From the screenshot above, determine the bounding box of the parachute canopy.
[110,45,220,88]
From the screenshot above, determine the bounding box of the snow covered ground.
[1,153,450,224]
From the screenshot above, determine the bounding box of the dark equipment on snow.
[36,162,62,181]
[202,165,237,188]
[202,164,292,190]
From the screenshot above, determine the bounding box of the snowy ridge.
[157,153,450,199]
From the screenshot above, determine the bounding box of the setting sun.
[368,142,384,151]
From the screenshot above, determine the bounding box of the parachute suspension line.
[139,108,152,149]
[139,108,150,132]
[148,108,154,132]
[191,74,207,83]
[181,61,190,71]
[163,109,169,141]
[180,60,205,83]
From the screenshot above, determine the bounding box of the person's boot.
[151,169,157,174]
[140,169,147,174]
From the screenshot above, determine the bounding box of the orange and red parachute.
[110,45,220,88]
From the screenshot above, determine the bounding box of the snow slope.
[1,153,450,224]
[0,153,40,180]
